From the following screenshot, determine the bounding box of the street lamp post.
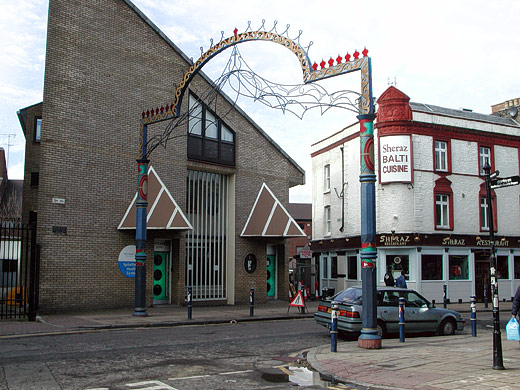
[483,162,504,370]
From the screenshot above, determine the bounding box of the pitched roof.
[118,166,192,230]
[287,203,312,221]
[241,184,305,238]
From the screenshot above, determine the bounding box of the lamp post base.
[132,308,148,317]
[358,329,382,349]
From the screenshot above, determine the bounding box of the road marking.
[218,370,253,375]
[169,375,210,380]
[126,380,178,390]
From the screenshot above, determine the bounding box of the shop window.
[434,177,453,230]
[479,145,493,175]
[421,254,443,280]
[514,256,520,279]
[187,94,235,166]
[434,139,449,172]
[331,256,338,279]
[324,206,331,235]
[497,255,509,279]
[448,255,469,280]
[347,256,358,280]
[386,255,409,280]
[323,164,330,192]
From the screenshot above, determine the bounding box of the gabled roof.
[118,166,192,230]
[241,183,305,238]
[123,0,305,185]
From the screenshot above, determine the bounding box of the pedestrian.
[512,285,520,319]
[396,271,407,288]
[384,266,395,286]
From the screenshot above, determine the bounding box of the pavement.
[1,299,519,389]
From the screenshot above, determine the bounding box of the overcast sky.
[2,0,519,202]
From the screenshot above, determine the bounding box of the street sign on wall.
[490,175,520,189]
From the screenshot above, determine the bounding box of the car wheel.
[377,321,386,338]
[438,318,456,336]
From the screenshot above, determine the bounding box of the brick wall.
[27,0,303,312]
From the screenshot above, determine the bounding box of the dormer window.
[188,94,235,166]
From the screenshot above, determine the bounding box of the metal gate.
[0,222,39,320]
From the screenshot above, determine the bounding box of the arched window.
[479,182,497,232]
[434,177,453,230]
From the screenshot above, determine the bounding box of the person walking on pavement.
[384,266,395,287]
[396,271,407,288]
[512,285,520,319]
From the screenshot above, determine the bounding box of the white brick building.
[311,86,520,304]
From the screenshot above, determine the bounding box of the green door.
[266,255,276,297]
[153,252,169,302]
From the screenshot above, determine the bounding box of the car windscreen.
[333,288,362,304]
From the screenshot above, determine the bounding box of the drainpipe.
[340,146,345,233]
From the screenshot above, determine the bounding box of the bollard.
[330,301,339,352]
[249,288,254,317]
[300,286,306,314]
[187,286,192,320]
[484,284,488,308]
[443,284,447,309]
[470,295,477,337]
[399,297,406,343]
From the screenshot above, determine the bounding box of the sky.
[1,0,520,203]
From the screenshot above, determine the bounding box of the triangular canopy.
[118,166,192,230]
[241,183,305,238]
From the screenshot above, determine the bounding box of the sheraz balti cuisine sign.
[379,135,412,183]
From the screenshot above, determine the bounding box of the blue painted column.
[357,113,381,349]
[134,123,149,317]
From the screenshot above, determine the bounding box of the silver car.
[314,286,465,337]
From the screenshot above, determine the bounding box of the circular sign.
[244,253,257,274]
[118,245,136,278]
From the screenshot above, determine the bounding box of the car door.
[404,291,438,333]
[378,290,400,333]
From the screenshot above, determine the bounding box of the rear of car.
[314,287,364,333]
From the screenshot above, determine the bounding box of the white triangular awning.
[241,183,305,238]
[118,166,192,230]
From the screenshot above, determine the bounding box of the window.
[479,183,496,232]
[434,140,448,172]
[34,117,41,142]
[449,255,469,280]
[421,254,443,280]
[330,256,338,279]
[323,164,330,192]
[188,94,235,165]
[435,194,450,229]
[497,255,509,279]
[514,256,520,279]
[434,177,453,230]
[386,255,409,280]
[479,145,492,175]
[324,206,331,235]
[347,256,358,280]
[30,172,39,188]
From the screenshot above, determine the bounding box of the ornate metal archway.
[133,21,379,349]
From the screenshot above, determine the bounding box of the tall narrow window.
[35,117,42,142]
[479,183,496,231]
[480,196,489,231]
[324,164,330,192]
[434,140,448,172]
[434,177,453,230]
[479,145,491,175]
[324,206,331,235]
[435,194,450,229]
